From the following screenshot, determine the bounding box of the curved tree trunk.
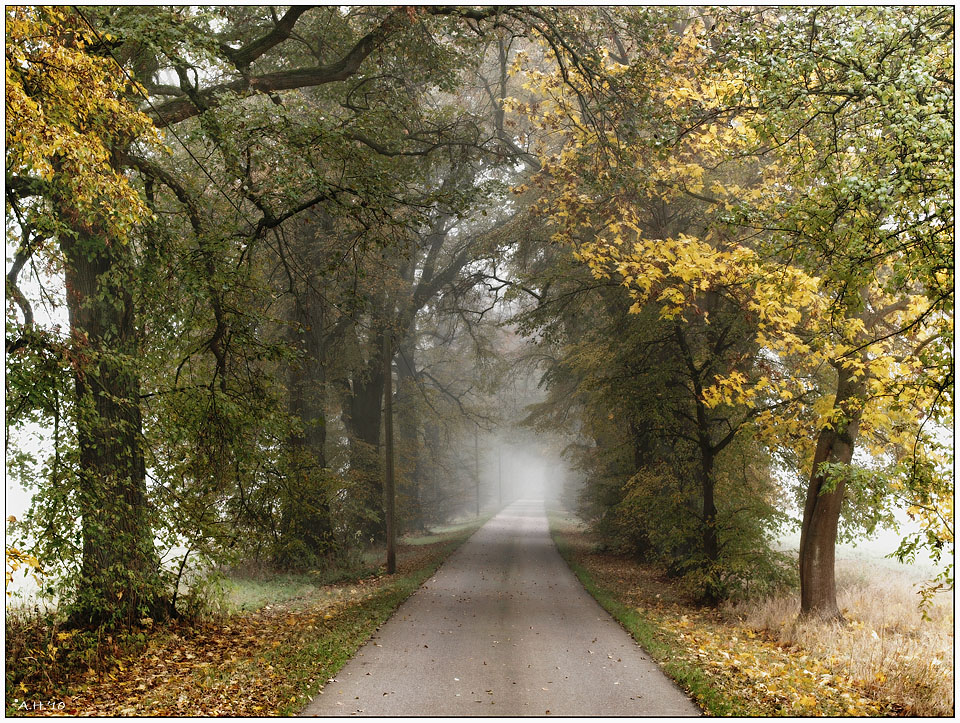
[798,364,866,620]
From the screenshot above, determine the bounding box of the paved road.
[301,499,700,717]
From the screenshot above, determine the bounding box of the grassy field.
[6,520,485,717]
[548,510,953,717]
[725,559,952,717]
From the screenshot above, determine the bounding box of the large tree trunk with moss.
[341,328,387,541]
[798,364,866,620]
[281,285,333,565]
[61,221,168,628]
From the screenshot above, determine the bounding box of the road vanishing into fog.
[300,499,700,717]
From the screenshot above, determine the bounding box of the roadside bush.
[610,450,794,602]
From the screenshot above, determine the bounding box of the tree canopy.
[5,5,952,627]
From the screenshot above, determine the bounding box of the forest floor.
[549,512,953,717]
[6,521,483,717]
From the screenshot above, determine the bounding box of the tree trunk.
[342,328,387,541]
[383,333,396,573]
[396,335,424,532]
[282,285,333,563]
[798,364,866,620]
[698,446,720,605]
[61,217,167,628]
[692,368,721,606]
[288,300,327,467]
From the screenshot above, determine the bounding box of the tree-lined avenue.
[6,9,951,711]
[300,500,700,717]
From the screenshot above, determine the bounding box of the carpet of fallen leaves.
[10,541,452,717]
[567,529,907,717]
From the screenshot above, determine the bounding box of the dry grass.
[550,512,953,716]
[724,559,954,717]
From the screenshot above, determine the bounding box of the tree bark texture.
[61,217,166,627]
[282,285,333,563]
[798,364,867,620]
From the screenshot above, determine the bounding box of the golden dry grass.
[724,559,954,717]
[550,513,952,716]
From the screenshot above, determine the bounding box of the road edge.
[547,510,739,716]
[292,516,493,716]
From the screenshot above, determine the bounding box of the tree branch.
[221,6,313,70]
[150,7,409,127]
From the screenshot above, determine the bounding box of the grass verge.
[548,513,735,716]
[272,526,483,716]
[547,511,946,717]
[7,521,484,717]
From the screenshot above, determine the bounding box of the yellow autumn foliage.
[512,11,952,570]
[6,6,159,240]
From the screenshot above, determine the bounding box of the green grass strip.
[549,522,749,717]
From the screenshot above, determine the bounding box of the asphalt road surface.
[301,499,701,717]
